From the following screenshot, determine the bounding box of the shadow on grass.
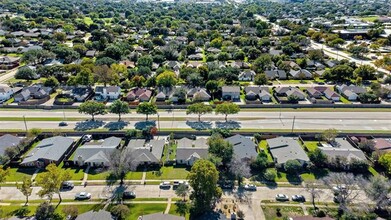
[11,207,31,218]
[134,120,156,130]
[186,120,212,130]
[285,173,302,185]
[74,120,105,131]
[106,173,117,186]
[104,121,129,131]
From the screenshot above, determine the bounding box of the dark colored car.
[292,195,305,202]
[59,121,68,127]
[123,191,136,199]
[61,181,74,190]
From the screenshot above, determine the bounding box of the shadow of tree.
[215,120,241,130]
[175,201,188,217]
[11,207,30,217]
[74,120,105,131]
[286,173,302,185]
[186,121,212,130]
[104,121,129,131]
[134,120,156,130]
[106,173,118,186]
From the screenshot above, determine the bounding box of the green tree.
[379,152,391,175]
[205,80,219,99]
[321,128,338,143]
[175,184,190,201]
[17,177,33,205]
[254,73,268,85]
[93,65,119,87]
[137,55,153,69]
[353,65,376,80]
[252,54,272,73]
[36,164,71,202]
[35,202,60,220]
[188,160,222,216]
[284,160,302,174]
[62,206,78,219]
[109,100,130,121]
[44,76,60,88]
[251,151,269,170]
[78,100,107,121]
[15,67,38,80]
[110,204,130,220]
[73,69,94,86]
[136,102,157,121]
[186,103,213,122]
[208,134,233,165]
[156,70,178,87]
[264,169,276,182]
[0,165,10,188]
[308,148,327,167]
[215,102,240,122]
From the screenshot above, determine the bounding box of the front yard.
[146,166,190,180]
[262,205,304,220]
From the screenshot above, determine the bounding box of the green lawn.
[62,166,85,181]
[87,168,111,180]
[359,16,379,22]
[304,141,321,152]
[125,171,143,180]
[258,141,273,162]
[169,202,190,219]
[168,144,177,161]
[108,203,167,220]
[146,166,189,180]
[5,167,37,182]
[339,96,351,104]
[262,205,304,220]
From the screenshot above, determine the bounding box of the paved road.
[1,110,391,131]
[0,68,18,83]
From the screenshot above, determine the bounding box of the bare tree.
[322,172,363,212]
[229,157,251,187]
[109,149,138,185]
[305,180,323,211]
[363,175,391,211]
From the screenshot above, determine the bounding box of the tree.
[137,55,153,69]
[254,73,268,85]
[284,159,301,174]
[4,147,19,161]
[36,164,71,202]
[156,70,178,87]
[108,150,136,185]
[0,165,10,188]
[215,102,240,122]
[321,128,337,143]
[378,152,391,175]
[348,45,369,58]
[186,103,213,122]
[308,148,327,167]
[264,169,276,182]
[229,157,251,186]
[78,100,107,121]
[305,181,323,211]
[251,151,269,170]
[62,206,78,220]
[353,65,376,80]
[324,65,354,82]
[136,102,157,121]
[252,54,272,72]
[363,175,391,210]
[35,202,60,220]
[208,134,233,165]
[93,65,118,87]
[44,76,60,88]
[175,184,190,201]
[205,80,219,99]
[17,177,33,205]
[72,69,94,86]
[188,160,222,216]
[357,139,375,153]
[109,100,130,121]
[110,204,130,220]
[15,67,38,80]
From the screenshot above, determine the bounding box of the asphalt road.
[1,110,391,131]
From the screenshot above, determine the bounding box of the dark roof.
[225,134,258,160]
[141,213,185,220]
[75,210,113,220]
[0,134,23,156]
[198,212,228,220]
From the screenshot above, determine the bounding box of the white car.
[159,181,171,189]
[244,184,257,191]
[75,192,91,200]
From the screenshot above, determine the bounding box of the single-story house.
[372,138,391,153]
[125,88,152,102]
[187,88,211,101]
[336,85,366,101]
[21,136,74,167]
[71,87,93,102]
[140,213,185,220]
[0,134,23,158]
[265,70,287,80]
[306,87,323,99]
[319,138,367,162]
[289,69,313,79]
[120,60,135,68]
[222,86,240,101]
[0,56,20,69]
[225,134,258,161]
[342,89,358,101]
[14,86,52,102]
[126,139,165,166]
[244,86,271,101]
[75,210,113,220]
[323,88,340,101]
[95,86,121,100]
[0,85,14,101]
[176,138,209,166]
[239,70,256,81]
[74,137,121,167]
[267,137,310,166]
[286,89,306,100]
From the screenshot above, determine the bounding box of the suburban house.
[14,86,52,102]
[140,213,185,220]
[120,60,135,68]
[71,87,93,102]
[0,56,20,69]
[75,210,113,220]
[0,134,23,158]
[125,88,152,102]
[0,85,14,102]
[244,86,272,102]
[336,85,366,101]
[222,86,240,101]
[225,134,258,161]
[126,139,165,166]
[265,69,287,80]
[20,136,74,167]
[95,86,121,100]
[187,88,211,102]
[238,70,256,81]
[286,88,306,100]
[323,88,341,101]
[372,138,391,153]
[73,137,121,167]
[266,137,310,166]
[176,137,209,166]
[289,69,313,79]
[306,87,323,99]
[318,138,367,162]
[85,50,97,58]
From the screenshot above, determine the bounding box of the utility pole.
[157,113,160,131]
[291,116,296,133]
[23,115,28,133]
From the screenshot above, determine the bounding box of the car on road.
[292,195,305,202]
[275,194,289,201]
[75,192,91,200]
[332,185,347,194]
[122,191,136,199]
[173,181,189,189]
[244,184,257,191]
[61,181,74,190]
[159,181,171,189]
[59,121,68,126]
[317,82,325,85]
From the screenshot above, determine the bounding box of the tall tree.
[321,128,338,143]
[35,202,60,220]
[156,70,178,87]
[17,177,33,205]
[186,103,213,122]
[0,165,10,188]
[228,157,251,186]
[215,102,240,122]
[175,184,190,201]
[78,100,107,121]
[136,103,157,121]
[93,65,118,87]
[305,181,323,211]
[208,134,233,165]
[188,160,222,216]
[36,164,71,202]
[109,100,130,121]
[363,175,391,210]
[109,150,136,185]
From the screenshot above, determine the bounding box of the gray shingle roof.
[75,210,113,220]
[319,138,367,161]
[267,137,310,164]
[141,213,185,220]
[225,135,258,160]
[0,134,23,156]
[73,137,121,164]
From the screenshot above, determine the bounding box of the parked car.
[59,121,68,126]
[317,82,325,85]
[173,181,189,189]
[275,194,289,201]
[244,184,257,191]
[220,180,234,189]
[83,135,92,142]
[159,181,171,189]
[123,191,136,199]
[75,192,91,200]
[61,181,74,190]
[292,195,305,202]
